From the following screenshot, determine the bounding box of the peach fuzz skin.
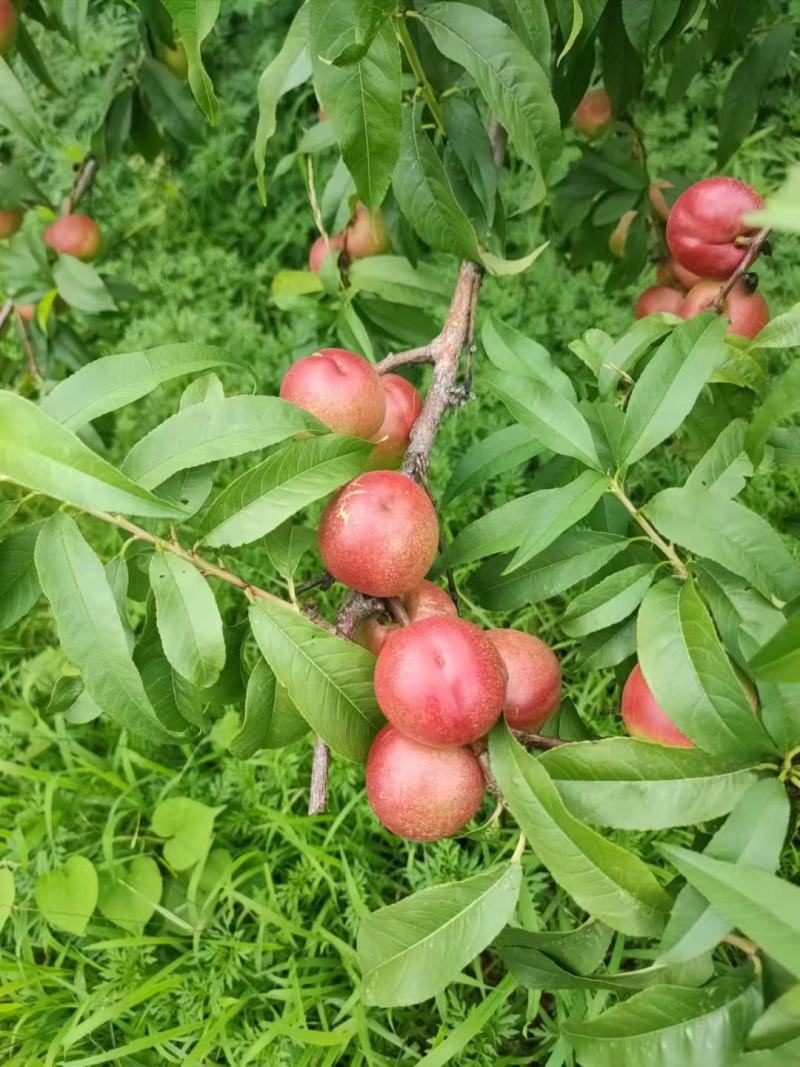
[279,348,385,439]
[666,177,763,279]
[365,725,484,841]
[680,279,769,340]
[317,471,439,598]
[486,629,561,732]
[369,373,422,469]
[374,616,507,748]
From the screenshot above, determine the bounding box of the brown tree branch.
[711,227,771,310]
[307,259,486,814]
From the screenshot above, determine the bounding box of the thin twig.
[85,510,288,606]
[610,481,687,580]
[711,227,771,310]
[376,346,436,373]
[14,314,41,382]
[0,298,13,334]
[512,730,571,750]
[64,156,99,215]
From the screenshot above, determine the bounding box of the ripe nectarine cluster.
[638,176,769,338]
[280,346,565,841]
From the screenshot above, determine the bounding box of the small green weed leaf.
[0,869,14,933]
[36,855,98,935]
[152,797,219,871]
[97,856,163,934]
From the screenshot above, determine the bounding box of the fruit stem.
[396,13,446,135]
[510,833,527,864]
[711,227,771,311]
[610,480,688,580]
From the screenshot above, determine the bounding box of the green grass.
[1,3,799,1064]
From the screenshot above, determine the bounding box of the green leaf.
[121,395,324,490]
[41,343,231,431]
[540,738,759,831]
[230,656,308,759]
[36,855,98,935]
[506,470,610,573]
[470,529,627,611]
[749,611,800,684]
[0,523,41,631]
[0,163,45,210]
[745,362,800,468]
[133,602,205,732]
[660,778,790,965]
[254,4,311,202]
[52,255,116,313]
[717,27,794,166]
[561,977,762,1067]
[442,96,498,226]
[685,419,752,497]
[597,314,676,395]
[139,56,205,144]
[489,726,672,936]
[149,553,225,689]
[392,105,481,261]
[619,315,728,465]
[0,56,42,147]
[731,1038,800,1066]
[358,863,522,1007]
[152,797,219,870]
[482,315,576,400]
[487,369,601,469]
[621,0,681,53]
[500,0,550,70]
[480,241,549,277]
[35,514,172,744]
[349,255,453,307]
[97,856,162,935]
[581,617,638,668]
[660,847,800,980]
[160,0,220,123]
[263,523,317,580]
[637,579,777,760]
[643,489,800,603]
[312,5,400,212]
[0,869,14,934]
[249,598,383,762]
[562,562,656,637]
[748,984,800,1051]
[499,930,712,992]
[443,425,542,506]
[199,435,371,548]
[497,918,612,977]
[418,3,561,182]
[750,303,800,350]
[600,0,644,112]
[0,392,183,519]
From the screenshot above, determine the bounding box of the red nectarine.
[680,278,769,339]
[43,214,101,261]
[486,629,561,731]
[621,663,693,747]
[573,88,611,138]
[369,373,422,468]
[309,233,344,273]
[0,0,17,55]
[280,348,385,438]
[634,286,684,319]
[0,208,22,239]
[666,177,763,279]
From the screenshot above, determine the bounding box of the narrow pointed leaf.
[358,863,522,1007]
[489,725,672,936]
[562,562,656,637]
[0,523,41,630]
[160,0,220,123]
[0,392,184,518]
[619,315,728,464]
[230,657,308,759]
[638,579,777,760]
[35,514,172,743]
[199,435,371,548]
[149,554,225,689]
[660,778,790,965]
[749,611,800,683]
[0,56,42,146]
[443,425,542,506]
[685,419,752,497]
[643,488,800,603]
[660,847,800,980]
[41,343,231,430]
[121,395,324,489]
[249,598,382,762]
[541,738,759,830]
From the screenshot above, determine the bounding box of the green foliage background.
[1,2,799,1063]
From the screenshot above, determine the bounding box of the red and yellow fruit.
[666,177,764,279]
[43,214,101,261]
[344,202,390,260]
[318,470,439,597]
[308,233,344,273]
[374,616,507,747]
[634,285,684,319]
[621,663,693,747]
[369,373,422,468]
[486,629,561,731]
[279,347,385,438]
[573,88,612,138]
[365,725,484,840]
[680,278,769,340]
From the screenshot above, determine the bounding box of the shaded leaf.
[0,56,42,147]
[0,523,41,630]
[230,656,308,759]
[53,255,116,313]
[149,553,225,689]
[561,562,656,637]
[160,0,221,123]
[749,612,800,684]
